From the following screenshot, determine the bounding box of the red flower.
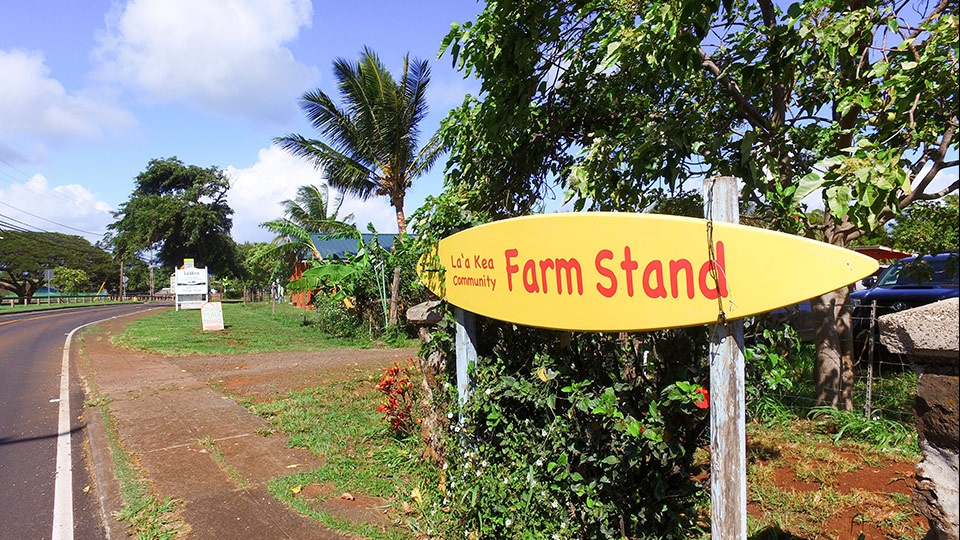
[694,387,710,409]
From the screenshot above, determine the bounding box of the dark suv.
[850,252,958,358]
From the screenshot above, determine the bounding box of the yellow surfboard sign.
[417,213,878,331]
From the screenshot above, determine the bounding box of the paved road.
[0,304,163,540]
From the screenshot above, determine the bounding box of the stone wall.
[880,298,959,540]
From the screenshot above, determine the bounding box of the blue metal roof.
[309,233,399,259]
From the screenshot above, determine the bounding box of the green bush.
[425,320,711,539]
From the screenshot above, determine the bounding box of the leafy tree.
[227,241,281,301]
[0,231,113,302]
[439,0,958,409]
[275,47,446,325]
[122,258,153,294]
[890,194,959,255]
[108,157,242,279]
[52,267,90,295]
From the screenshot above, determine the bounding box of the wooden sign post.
[703,176,747,539]
[455,307,477,404]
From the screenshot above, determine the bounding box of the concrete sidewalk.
[78,315,360,539]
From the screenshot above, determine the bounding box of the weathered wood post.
[703,176,747,539]
[455,307,477,404]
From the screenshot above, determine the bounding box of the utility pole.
[149,246,155,299]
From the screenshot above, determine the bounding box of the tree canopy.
[108,157,242,277]
[0,231,113,301]
[438,0,958,408]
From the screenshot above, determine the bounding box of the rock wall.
[880,298,959,540]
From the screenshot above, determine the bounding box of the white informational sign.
[174,264,209,310]
[200,302,224,331]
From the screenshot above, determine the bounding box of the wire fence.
[758,299,918,425]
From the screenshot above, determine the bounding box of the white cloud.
[93,0,318,122]
[0,174,114,244]
[225,145,398,244]
[0,49,136,160]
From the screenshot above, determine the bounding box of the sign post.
[44,269,54,305]
[454,307,477,404]
[703,176,747,539]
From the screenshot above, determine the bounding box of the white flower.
[535,459,543,467]
[505,518,513,527]
[485,388,492,395]
[551,500,559,508]
[447,412,454,419]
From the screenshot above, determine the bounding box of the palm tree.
[259,183,353,268]
[279,184,351,234]
[274,46,444,235]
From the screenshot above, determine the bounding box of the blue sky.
[0,0,484,245]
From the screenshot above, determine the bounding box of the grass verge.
[112,301,399,355]
[95,306,925,539]
[85,392,185,539]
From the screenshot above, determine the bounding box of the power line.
[0,217,112,261]
[0,158,113,209]
[0,200,104,237]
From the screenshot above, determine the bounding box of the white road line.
[52,325,80,540]
[51,308,162,540]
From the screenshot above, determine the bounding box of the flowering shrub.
[375,360,420,437]
[420,321,712,539]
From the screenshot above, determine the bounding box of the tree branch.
[698,49,771,133]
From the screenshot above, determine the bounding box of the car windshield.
[875,257,959,288]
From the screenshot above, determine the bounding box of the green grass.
[238,373,435,540]
[113,302,377,355]
[0,299,130,314]
[198,437,248,488]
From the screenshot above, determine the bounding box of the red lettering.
[620,246,639,297]
[539,259,554,294]
[523,259,539,293]
[643,261,667,298]
[555,259,584,295]
[670,259,695,299]
[595,250,617,298]
[505,249,519,291]
[698,241,728,299]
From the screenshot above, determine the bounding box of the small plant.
[375,360,420,437]
[808,406,915,451]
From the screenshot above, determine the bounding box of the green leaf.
[794,172,824,202]
[595,40,622,74]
